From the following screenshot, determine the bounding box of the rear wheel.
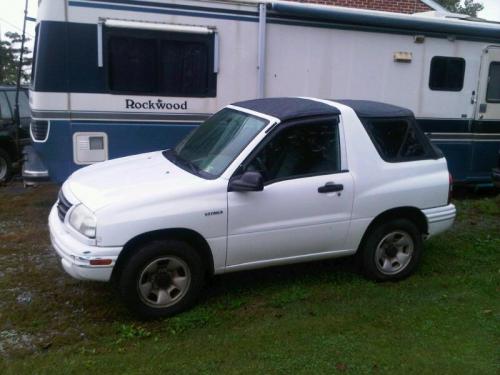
[359,218,423,281]
[118,240,205,319]
[0,148,12,182]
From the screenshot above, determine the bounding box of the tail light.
[448,172,453,205]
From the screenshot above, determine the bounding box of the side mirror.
[228,171,264,192]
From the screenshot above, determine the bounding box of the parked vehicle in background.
[28,0,500,186]
[0,86,30,182]
[49,98,456,318]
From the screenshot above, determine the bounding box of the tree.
[435,0,484,17]
[0,32,32,85]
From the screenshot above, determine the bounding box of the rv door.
[476,46,500,121]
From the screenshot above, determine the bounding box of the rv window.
[159,40,209,96]
[108,37,157,93]
[362,119,427,162]
[106,28,216,97]
[429,56,465,91]
[486,62,500,103]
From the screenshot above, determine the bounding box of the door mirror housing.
[228,171,264,192]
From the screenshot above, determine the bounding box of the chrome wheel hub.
[375,231,414,275]
[137,256,191,308]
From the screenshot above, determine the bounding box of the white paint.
[29,0,500,122]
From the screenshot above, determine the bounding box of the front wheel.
[118,240,205,319]
[359,219,423,281]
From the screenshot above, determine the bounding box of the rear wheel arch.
[111,228,215,284]
[358,206,428,251]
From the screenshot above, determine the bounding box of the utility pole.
[14,0,29,159]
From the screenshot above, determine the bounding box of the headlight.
[69,204,97,238]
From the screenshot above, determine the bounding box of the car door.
[471,46,500,179]
[226,117,354,268]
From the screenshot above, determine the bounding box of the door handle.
[318,182,344,193]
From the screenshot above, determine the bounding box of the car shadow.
[202,255,360,300]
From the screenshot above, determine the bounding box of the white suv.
[49,98,456,318]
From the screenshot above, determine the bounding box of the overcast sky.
[0,0,498,49]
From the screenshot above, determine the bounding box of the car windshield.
[164,108,269,178]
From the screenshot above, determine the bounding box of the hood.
[65,151,203,212]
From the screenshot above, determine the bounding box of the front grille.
[30,120,49,141]
[57,190,72,222]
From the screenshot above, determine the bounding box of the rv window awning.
[103,19,214,34]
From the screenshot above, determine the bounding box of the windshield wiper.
[163,149,201,176]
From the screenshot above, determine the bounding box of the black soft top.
[334,99,414,118]
[233,97,340,122]
[233,97,414,121]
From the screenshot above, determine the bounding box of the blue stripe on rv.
[33,120,197,183]
[31,116,500,184]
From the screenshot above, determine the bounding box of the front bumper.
[49,205,121,282]
[422,204,456,238]
[492,168,500,188]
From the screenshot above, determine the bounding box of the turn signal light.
[89,259,112,266]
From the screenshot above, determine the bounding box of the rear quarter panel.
[337,105,450,250]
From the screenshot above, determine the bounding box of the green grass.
[0,183,498,374]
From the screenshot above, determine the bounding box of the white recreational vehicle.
[26,0,500,184]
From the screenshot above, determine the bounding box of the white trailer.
[27,0,500,184]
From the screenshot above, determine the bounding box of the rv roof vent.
[414,35,425,43]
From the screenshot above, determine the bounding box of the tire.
[358,218,423,281]
[118,240,205,319]
[0,148,13,183]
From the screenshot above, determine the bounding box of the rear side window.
[429,56,465,91]
[362,118,429,162]
[106,28,216,97]
[109,37,157,93]
[486,62,500,103]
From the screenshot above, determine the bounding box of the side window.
[106,29,216,97]
[363,119,426,162]
[246,121,340,184]
[160,40,209,96]
[5,91,31,118]
[429,56,465,91]
[0,93,12,121]
[486,62,500,103]
[108,36,157,93]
